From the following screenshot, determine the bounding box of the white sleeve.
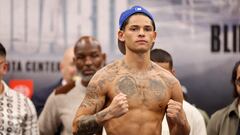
[183,101,207,135]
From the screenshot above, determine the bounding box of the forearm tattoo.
[75,115,102,135]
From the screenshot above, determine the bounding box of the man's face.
[74,40,105,84]
[236,65,240,95]
[118,14,156,54]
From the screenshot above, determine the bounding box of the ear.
[101,53,107,66]
[2,63,8,74]
[118,30,125,42]
[152,31,157,43]
[59,61,64,73]
[73,57,77,65]
[172,68,176,76]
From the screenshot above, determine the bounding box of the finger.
[119,92,127,97]
[119,99,127,105]
[166,113,177,118]
[168,100,181,105]
[123,108,129,113]
[166,110,179,117]
[115,94,126,101]
[167,105,181,111]
[121,102,129,108]
[166,109,179,116]
[167,107,181,113]
[118,96,128,103]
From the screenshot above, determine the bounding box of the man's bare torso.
[95,59,178,135]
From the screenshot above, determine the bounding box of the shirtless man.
[72,5,190,135]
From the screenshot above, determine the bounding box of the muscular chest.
[109,73,170,110]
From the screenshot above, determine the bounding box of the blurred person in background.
[0,42,39,134]
[38,36,106,135]
[150,48,207,135]
[207,61,240,135]
[32,47,77,116]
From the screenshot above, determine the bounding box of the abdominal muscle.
[104,109,164,135]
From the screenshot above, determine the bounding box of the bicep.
[170,81,184,103]
[75,81,106,118]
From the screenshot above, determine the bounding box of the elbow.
[186,122,190,135]
[181,121,190,135]
[72,118,79,135]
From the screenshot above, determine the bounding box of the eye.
[76,54,85,60]
[91,53,100,58]
[236,78,240,82]
[130,28,136,31]
[144,27,153,32]
[130,27,137,31]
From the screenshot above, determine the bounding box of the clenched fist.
[107,93,129,118]
[166,99,182,119]
[95,93,129,124]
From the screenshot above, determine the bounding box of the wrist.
[95,107,112,124]
[177,111,190,134]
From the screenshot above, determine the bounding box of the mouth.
[136,40,148,44]
[82,69,95,76]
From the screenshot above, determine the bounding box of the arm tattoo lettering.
[79,83,100,108]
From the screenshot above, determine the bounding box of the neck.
[81,80,89,87]
[124,51,151,72]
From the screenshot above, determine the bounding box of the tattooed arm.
[166,81,190,135]
[72,77,106,135]
[72,78,128,135]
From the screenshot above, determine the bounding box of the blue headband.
[119,5,155,30]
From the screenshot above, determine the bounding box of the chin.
[137,49,149,53]
[129,48,148,54]
[82,75,94,82]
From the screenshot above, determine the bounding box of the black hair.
[150,48,173,70]
[120,12,156,31]
[231,61,240,98]
[0,42,6,57]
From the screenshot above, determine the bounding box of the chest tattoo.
[148,79,166,99]
[117,76,137,96]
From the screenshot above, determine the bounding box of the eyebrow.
[130,24,152,27]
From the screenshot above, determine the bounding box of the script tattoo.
[80,84,99,108]
[75,116,102,135]
[79,80,105,112]
[117,75,137,96]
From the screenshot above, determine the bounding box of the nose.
[138,28,145,37]
[85,56,93,66]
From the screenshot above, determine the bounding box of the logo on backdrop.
[9,80,34,99]
[7,60,60,73]
[211,24,240,53]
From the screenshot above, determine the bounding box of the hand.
[107,93,129,118]
[166,99,183,123]
[166,99,190,135]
